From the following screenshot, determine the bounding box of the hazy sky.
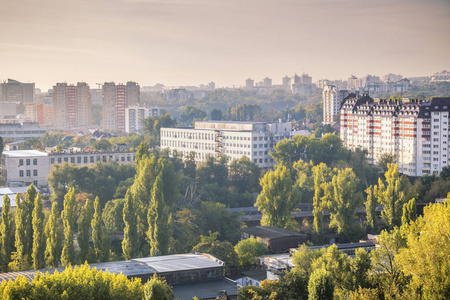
[1,0,449,90]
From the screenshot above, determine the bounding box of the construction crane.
[96,83,102,89]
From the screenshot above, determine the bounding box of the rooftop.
[172,278,238,300]
[2,150,48,157]
[133,253,224,273]
[241,226,305,240]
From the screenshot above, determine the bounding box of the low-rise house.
[240,226,308,253]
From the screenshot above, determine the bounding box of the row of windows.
[19,170,38,177]
[50,155,134,164]
[19,158,38,166]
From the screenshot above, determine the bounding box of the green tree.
[322,168,363,240]
[377,163,411,229]
[135,141,150,163]
[0,136,3,157]
[122,190,138,260]
[0,264,144,299]
[103,198,125,233]
[192,234,239,276]
[398,202,450,299]
[92,138,113,151]
[294,160,315,203]
[91,196,104,262]
[308,268,334,300]
[312,164,336,237]
[0,195,14,271]
[13,185,36,270]
[210,108,222,121]
[377,153,396,172]
[61,187,77,266]
[32,193,46,270]
[179,105,207,124]
[365,185,378,233]
[401,197,417,226]
[228,156,261,194]
[173,209,199,253]
[143,275,174,300]
[234,237,268,266]
[255,165,301,229]
[147,176,171,256]
[270,134,309,168]
[77,197,93,263]
[142,113,177,147]
[44,202,61,268]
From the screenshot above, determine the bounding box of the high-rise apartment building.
[245,78,254,89]
[102,82,140,132]
[323,85,350,125]
[340,95,450,176]
[0,79,35,103]
[53,82,92,130]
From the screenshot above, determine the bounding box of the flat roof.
[0,186,41,208]
[241,226,306,239]
[133,253,223,273]
[2,150,48,157]
[89,260,155,277]
[172,278,238,300]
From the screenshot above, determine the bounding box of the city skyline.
[1,0,449,90]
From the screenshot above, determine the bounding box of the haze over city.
[1,0,449,90]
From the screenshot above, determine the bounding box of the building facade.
[0,79,34,103]
[0,122,47,141]
[160,121,294,168]
[322,85,350,125]
[340,95,450,176]
[53,82,92,130]
[102,82,140,131]
[125,106,161,133]
[25,103,54,127]
[1,149,136,187]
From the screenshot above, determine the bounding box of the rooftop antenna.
[96,83,102,89]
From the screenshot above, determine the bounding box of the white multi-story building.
[125,106,161,133]
[323,85,350,125]
[160,121,294,168]
[1,150,50,187]
[1,149,136,187]
[340,95,450,176]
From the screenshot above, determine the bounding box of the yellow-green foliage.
[0,264,144,300]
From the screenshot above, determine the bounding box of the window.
[71,157,75,163]
[33,159,37,165]
[26,159,30,165]
[19,170,24,177]
[51,158,55,164]
[57,157,62,163]
[33,180,38,186]
[90,156,94,163]
[33,170,38,176]
[26,170,31,177]
[77,157,82,163]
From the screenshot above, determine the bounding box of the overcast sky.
[0,0,449,90]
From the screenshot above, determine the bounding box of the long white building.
[1,149,136,188]
[160,121,295,168]
[340,95,450,176]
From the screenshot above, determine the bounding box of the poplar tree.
[322,168,363,239]
[32,193,45,270]
[377,163,411,229]
[255,165,301,229]
[77,198,93,263]
[91,196,103,262]
[45,202,61,268]
[14,184,36,270]
[122,190,138,260]
[401,197,417,226]
[365,185,378,233]
[61,188,76,266]
[0,195,14,271]
[147,176,171,256]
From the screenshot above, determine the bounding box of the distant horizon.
[5,68,449,92]
[1,0,449,91]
